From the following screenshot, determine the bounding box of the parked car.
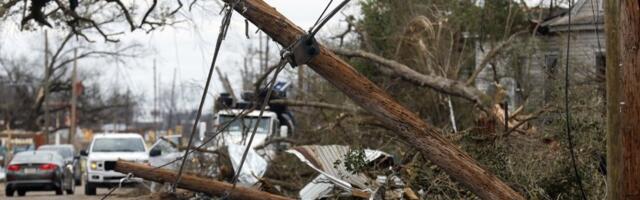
[12,144,34,154]
[37,144,82,186]
[5,151,75,196]
[81,133,148,195]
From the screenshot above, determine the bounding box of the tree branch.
[332,48,495,112]
[0,0,20,17]
[53,0,120,42]
[465,30,527,85]
[104,0,136,31]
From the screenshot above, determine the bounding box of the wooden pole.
[43,30,50,144]
[113,161,293,200]
[224,1,523,199]
[604,0,622,198]
[69,48,77,144]
[609,0,640,199]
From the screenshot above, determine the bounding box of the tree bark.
[113,161,294,200]
[223,0,523,199]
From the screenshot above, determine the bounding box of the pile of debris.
[113,144,419,199]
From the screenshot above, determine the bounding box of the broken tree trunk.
[113,160,294,200]
[224,0,523,199]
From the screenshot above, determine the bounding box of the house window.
[543,53,559,103]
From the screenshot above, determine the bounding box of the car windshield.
[219,115,271,134]
[38,146,73,159]
[11,151,60,164]
[92,138,145,152]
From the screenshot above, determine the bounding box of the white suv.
[80,133,148,195]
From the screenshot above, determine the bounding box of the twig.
[104,0,136,31]
[139,0,158,29]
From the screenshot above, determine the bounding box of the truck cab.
[213,109,289,149]
[80,133,148,195]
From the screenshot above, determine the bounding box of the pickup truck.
[80,133,148,195]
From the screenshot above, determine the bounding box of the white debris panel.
[286,145,394,199]
[227,143,268,185]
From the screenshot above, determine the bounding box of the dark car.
[5,151,75,196]
[37,144,82,186]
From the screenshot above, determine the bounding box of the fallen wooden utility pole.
[223,0,523,199]
[113,161,293,200]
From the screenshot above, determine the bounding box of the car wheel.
[5,187,14,197]
[17,190,25,196]
[85,182,96,195]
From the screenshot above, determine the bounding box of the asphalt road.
[0,182,147,200]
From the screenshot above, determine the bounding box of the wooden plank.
[222,0,523,199]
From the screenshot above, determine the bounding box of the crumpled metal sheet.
[299,175,336,200]
[227,143,268,185]
[286,145,392,199]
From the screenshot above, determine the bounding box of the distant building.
[474,0,605,112]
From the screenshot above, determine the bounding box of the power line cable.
[100,173,133,200]
[148,107,259,172]
[309,0,334,33]
[564,1,588,199]
[230,59,286,186]
[172,1,237,192]
[225,0,352,191]
[308,0,351,38]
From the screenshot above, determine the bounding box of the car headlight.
[90,161,97,170]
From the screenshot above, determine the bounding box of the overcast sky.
[0,0,548,121]
[0,0,361,121]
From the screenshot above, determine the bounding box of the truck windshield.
[92,138,145,152]
[219,115,271,134]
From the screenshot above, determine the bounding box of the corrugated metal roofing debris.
[286,145,394,199]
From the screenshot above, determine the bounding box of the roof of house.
[542,0,604,31]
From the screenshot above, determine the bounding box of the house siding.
[474,0,605,113]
